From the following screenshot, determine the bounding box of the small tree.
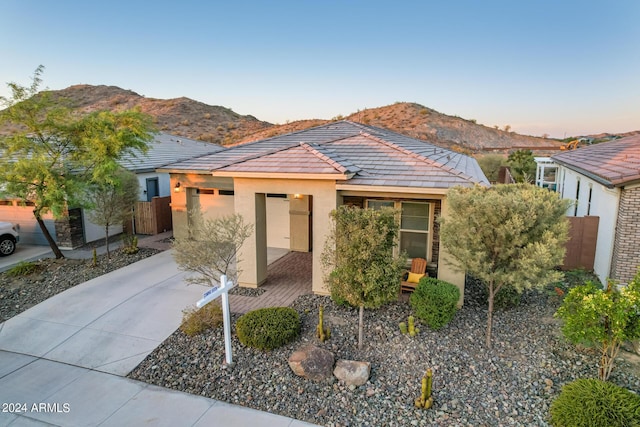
[507,149,536,183]
[322,205,406,350]
[439,184,570,348]
[85,168,139,258]
[172,212,253,286]
[555,272,640,381]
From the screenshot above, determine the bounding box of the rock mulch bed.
[129,281,640,427]
[0,247,161,322]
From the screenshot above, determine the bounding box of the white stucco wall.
[82,210,124,244]
[137,172,171,200]
[559,166,620,284]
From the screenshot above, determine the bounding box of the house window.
[196,189,215,195]
[400,202,430,259]
[218,190,235,196]
[366,199,431,260]
[587,185,593,215]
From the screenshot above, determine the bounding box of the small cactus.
[316,305,330,342]
[399,322,408,334]
[408,315,417,337]
[92,248,98,267]
[415,369,434,409]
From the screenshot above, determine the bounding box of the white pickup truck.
[0,222,19,256]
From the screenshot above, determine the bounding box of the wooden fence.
[134,196,172,235]
[562,216,599,271]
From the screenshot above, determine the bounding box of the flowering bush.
[555,271,640,381]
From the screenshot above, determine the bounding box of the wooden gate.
[134,196,172,235]
[562,216,599,271]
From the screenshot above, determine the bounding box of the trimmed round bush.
[550,378,640,427]
[409,277,460,330]
[236,307,300,351]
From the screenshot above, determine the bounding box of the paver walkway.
[229,252,313,313]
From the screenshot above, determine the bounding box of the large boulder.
[288,345,335,381]
[333,359,371,386]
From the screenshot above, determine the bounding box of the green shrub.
[410,277,460,330]
[6,261,39,277]
[550,378,640,427]
[180,303,223,336]
[236,307,300,351]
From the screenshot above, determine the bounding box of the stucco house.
[536,135,640,285]
[159,121,489,301]
[0,132,223,247]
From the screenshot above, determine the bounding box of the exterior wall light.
[174,182,181,192]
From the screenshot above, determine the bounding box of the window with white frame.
[366,199,432,260]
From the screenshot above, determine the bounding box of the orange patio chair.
[400,258,428,293]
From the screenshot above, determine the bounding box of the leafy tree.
[555,272,640,381]
[439,184,570,348]
[476,154,507,183]
[172,212,253,286]
[507,149,536,183]
[84,167,140,258]
[0,66,155,258]
[322,205,407,350]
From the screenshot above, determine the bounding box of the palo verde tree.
[322,205,407,350]
[84,167,140,259]
[439,184,570,348]
[172,212,254,286]
[0,66,155,258]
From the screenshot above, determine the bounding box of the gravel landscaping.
[0,247,161,322]
[128,280,640,427]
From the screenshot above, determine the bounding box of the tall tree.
[322,205,406,350]
[0,66,155,258]
[84,167,140,258]
[439,184,570,348]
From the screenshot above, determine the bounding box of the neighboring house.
[0,133,223,247]
[536,135,640,285]
[159,121,489,301]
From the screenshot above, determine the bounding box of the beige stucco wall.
[169,174,234,239]
[433,195,466,306]
[233,177,337,294]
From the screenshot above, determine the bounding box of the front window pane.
[401,202,429,231]
[400,232,427,259]
[368,200,394,210]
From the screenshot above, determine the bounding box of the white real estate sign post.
[196,274,235,365]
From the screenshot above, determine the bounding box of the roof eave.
[211,171,351,180]
[156,167,215,175]
[553,158,615,188]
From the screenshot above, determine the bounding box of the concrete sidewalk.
[0,250,318,426]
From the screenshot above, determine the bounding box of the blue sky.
[1,0,638,138]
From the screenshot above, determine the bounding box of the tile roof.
[120,132,224,173]
[552,135,640,187]
[161,121,489,189]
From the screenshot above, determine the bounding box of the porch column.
[311,189,338,295]
[236,191,268,288]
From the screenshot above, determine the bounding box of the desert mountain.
[3,85,568,152]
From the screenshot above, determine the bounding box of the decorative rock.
[333,359,371,386]
[288,345,335,381]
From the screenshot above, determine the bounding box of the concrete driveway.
[0,250,317,426]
